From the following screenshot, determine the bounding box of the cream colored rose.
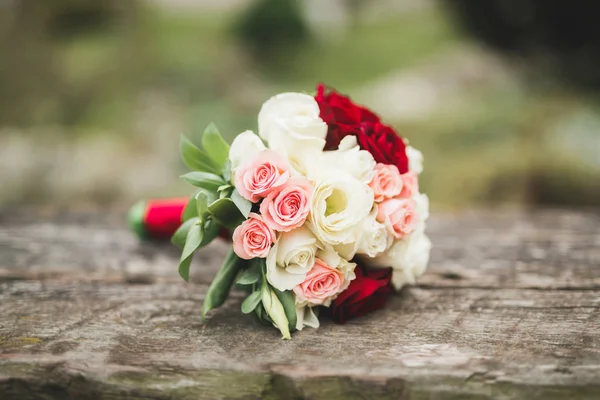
[258,92,327,174]
[413,193,430,233]
[336,211,392,260]
[228,130,266,172]
[313,136,376,183]
[266,226,321,291]
[366,230,431,290]
[309,173,374,245]
[357,211,393,257]
[406,145,424,175]
[295,304,320,331]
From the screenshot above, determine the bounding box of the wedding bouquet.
[172,84,430,338]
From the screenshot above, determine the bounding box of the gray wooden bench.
[1,209,599,399]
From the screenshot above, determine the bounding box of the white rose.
[228,130,265,171]
[357,211,393,257]
[308,173,374,245]
[413,193,430,233]
[258,92,327,174]
[336,211,392,259]
[406,145,424,175]
[309,136,376,183]
[366,230,432,290]
[266,226,321,291]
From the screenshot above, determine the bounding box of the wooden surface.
[0,209,599,399]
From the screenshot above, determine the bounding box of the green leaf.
[274,288,297,333]
[222,159,232,182]
[241,291,262,314]
[236,259,263,285]
[201,123,230,169]
[262,286,291,339]
[171,217,199,249]
[195,191,209,221]
[182,194,197,221]
[218,186,233,199]
[180,135,220,174]
[178,255,193,283]
[180,222,203,264]
[181,172,225,191]
[207,197,245,229]
[202,249,245,317]
[231,189,252,218]
[178,221,202,281]
[254,302,273,326]
[199,219,220,247]
[256,302,263,319]
[217,184,232,193]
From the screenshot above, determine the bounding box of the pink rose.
[260,177,312,232]
[376,198,418,239]
[399,171,419,198]
[232,213,276,259]
[293,258,344,305]
[235,150,290,203]
[368,163,403,202]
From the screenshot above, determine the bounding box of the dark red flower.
[331,264,393,324]
[358,121,409,173]
[315,84,409,174]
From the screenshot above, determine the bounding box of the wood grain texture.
[1,209,599,399]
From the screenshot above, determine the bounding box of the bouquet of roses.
[172,84,430,339]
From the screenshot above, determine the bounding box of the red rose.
[330,264,393,324]
[315,84,409,174]
[357,121,409,173]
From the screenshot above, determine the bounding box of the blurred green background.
[0,0,598,211]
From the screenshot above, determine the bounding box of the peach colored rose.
[260,177,312,232]
[235,150,290,203]
[232,213,276,259]
[293,258,344,305]
[399,171,419,198]
[376,198,418,239]
[368,163,403,202]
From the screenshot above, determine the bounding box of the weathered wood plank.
[0,209,599,399]
[1,282,599,399]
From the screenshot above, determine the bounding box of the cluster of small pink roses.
[232,151,311,259]
[370,164,419,240]
[232,151,352,312]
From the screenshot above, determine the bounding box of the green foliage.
[181,172,225,191]
[180,135,221,174]
[236,259,263,285]
[207,198,245,229]
[202,249,246,317]
[195,190,210,220]
[241,290,262,314]
[171,217,198,249]
[200,219,221,247]
[202,122,231,169]
[182,194,199,222]
[231,189,252,218]
[175,124,242,283]
[178,221,203,281]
